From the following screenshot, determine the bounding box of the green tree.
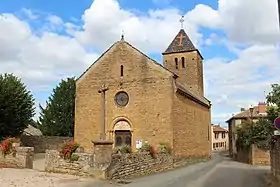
[38,77,76,137]
[236,84,280,149]
[0,73,35,138]
[266,84,280,123]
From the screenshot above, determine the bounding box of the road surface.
[86,152,270,187]
[0,152,270,187]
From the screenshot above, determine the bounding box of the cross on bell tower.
[179,16,185,29]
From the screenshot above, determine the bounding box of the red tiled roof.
[226,106,267,122]
[213,125,228,132]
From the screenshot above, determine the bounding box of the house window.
[215,133,219,139]
[222,133,225,139]
[120,65,124,77]
[181,57,185,68]
[175,58,178,69]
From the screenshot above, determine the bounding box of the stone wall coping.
[16,147,34,152]
[46,149,59,153]
[92,140,113,145]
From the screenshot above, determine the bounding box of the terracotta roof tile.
[226,106,267,122]
[213,125,228,132]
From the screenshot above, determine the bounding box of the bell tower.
[162,16,204,97]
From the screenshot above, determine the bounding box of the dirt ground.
[0,168,96,187]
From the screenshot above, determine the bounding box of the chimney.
[258,102,266,114]
[240,108,245,112]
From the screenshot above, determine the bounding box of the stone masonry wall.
[75,41,175,153]
[236,147,250,164]
[172,93,211,157]
[45,150,94,176]
[106,153,173,179]
[20,135,73,153]
[236,144,270,166]
[0,146,34,169]
[251,145,270,166]
[163,50,204,97]
[271,138,280,182]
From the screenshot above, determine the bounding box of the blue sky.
[0,0,279,127]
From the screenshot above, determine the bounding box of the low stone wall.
[45,150,94,176]
[106,153,173,179]
[251,145,270,165]
[45,150,208,180]
[236,147,250,164]
[271,137,280,182]
[236,144,270,166]
[0,147,34,169]
[20,135,73,153]
[44,140,208,180]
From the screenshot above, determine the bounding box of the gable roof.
[76,40,178,82]
[213,125,228,132]
[226,106,267,123]
[162,29,203,59]
[123,41,178,78]
[76,38,210,108]
[23,125,42,136]
[175,82,211,108]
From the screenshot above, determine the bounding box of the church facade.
[74,28,212,157]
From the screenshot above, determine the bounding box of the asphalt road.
[86,152,270,187]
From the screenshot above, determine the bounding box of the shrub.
[70,154,80,162]
[114,145,132,154]
[139,142,151,152]
[158,142,172,154]
[138,142,157,158]
[59,140,79,160]
[0,137,17,157]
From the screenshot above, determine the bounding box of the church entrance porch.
[112,120,132,148]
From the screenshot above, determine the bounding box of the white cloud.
[0,13,98,114]
[22,8,39,20]
[204,44,280,119]
[0,0,279,124]
[74,0,201,53]
[189,0,280,45]
[46,15,63,26]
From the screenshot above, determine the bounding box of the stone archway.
[113,120,132,147]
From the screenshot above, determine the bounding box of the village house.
[226,102,267,159]
[211,124,228,151]
[74,22,212,158]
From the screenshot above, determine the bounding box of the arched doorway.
[114,120,132,147]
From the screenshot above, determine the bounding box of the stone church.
[74,26,212,157]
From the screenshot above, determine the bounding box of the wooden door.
[115,130,132,147]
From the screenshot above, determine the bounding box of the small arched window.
[175,58,178,69]
[120,65,124,77]
[182,57,185,68]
